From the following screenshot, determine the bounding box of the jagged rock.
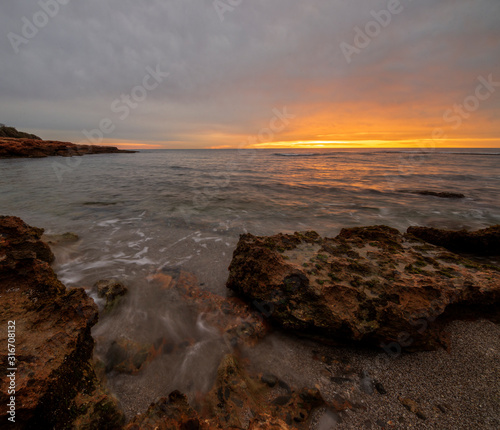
[95,279,128,312]
[0,137,136,159]
[126,354,324,430]
[407,225,500,256]
[0,215,54,264]
[148,270,269,346]
[398,190,465,199]
[226,226,500,351]
[205,354,324,429]
[0,216,124,429]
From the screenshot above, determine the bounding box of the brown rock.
[124,354,324,429]
[407,225,500,256]
[105,336,166,375]
[226,226,500,351]
[0,215,54,264]
[95,279,128,312]
[148,269,269,347]
[0,216,124,429]
[0,136,136,159]
[205,354,324,429]
[399,397,427,420]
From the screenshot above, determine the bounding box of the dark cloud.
[1,0,499,147]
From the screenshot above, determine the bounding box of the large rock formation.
[0,137,136,159]
[0,216,123,429]
[226,226,500,351]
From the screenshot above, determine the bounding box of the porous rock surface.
[226,226,500,351]
[0,216,123,429]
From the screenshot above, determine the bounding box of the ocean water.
[1,148,499,416]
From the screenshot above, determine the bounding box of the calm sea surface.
[1,148,499,415]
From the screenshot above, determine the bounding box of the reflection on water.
[1,148,499,416]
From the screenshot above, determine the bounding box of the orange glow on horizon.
[244,138,500,149]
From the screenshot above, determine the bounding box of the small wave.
[82,201,119,206]
[272,152,319,157]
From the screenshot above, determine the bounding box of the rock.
[0,216,124,429]
[125,355,324,429]
[261,374,279,387]
[105,336,166,374]
[407,225,500,256]
[398,190,465,199]
[0,125,41,140]
[399,397,427,420]
[124,390,201,430]
[0,136,137,159]
[0,215,54,263]
[95,279,128,312]
[42,231,80,245]
[226,226,500,351]
[205,354,325,429]
[148,269,269,347]
[374,381,387,395]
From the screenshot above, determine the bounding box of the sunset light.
[1,2,499,429]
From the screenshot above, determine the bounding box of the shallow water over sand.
[1,148,499,416]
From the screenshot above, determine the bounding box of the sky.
[0,0,499,149]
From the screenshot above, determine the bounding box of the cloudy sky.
[1,0,499,149]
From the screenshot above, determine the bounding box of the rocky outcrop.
[407,225,500,256]
[204,354,324,429]
[398,190,465,199]
[125,354,325,430]
[0,216,123,429]
[226,226,500,351]
[0,137,136,159]
[0,125,41,140]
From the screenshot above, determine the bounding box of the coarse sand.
[243,318,499,429]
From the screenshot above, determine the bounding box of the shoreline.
[0,217,498,429]
[0,137,137,159]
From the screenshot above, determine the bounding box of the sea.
[1,147,499,416]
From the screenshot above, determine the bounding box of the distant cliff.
[0,137,137,158]
[0,125,41,140]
